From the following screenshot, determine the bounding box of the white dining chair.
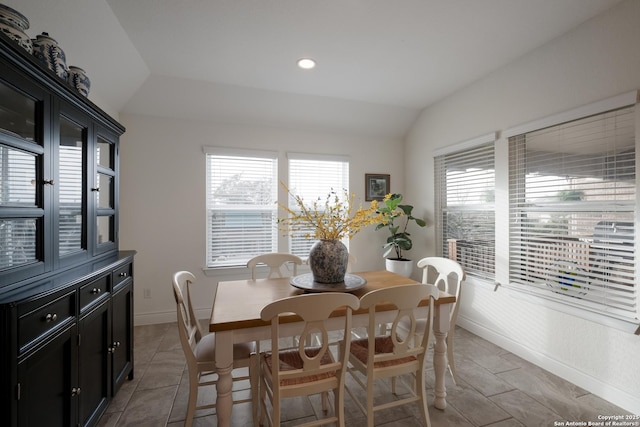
[401,256,465,384]
[258,292,359,427]
[345,283,439,427]
[172,271,258,427]
[247,253,303,280]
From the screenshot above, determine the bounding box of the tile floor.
[97,323,630,427]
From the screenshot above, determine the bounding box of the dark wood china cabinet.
[0,34,135,427]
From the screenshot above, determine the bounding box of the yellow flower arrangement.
[278,183,384,240]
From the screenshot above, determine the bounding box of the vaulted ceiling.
[8,0,623,138]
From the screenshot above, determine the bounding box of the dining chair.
[258,292,360,427]
[247,253,303,280]
[345,283,439,427]
[172,271,259,427]
[408,256,465,384]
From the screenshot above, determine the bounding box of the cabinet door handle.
[91,187,99,192]
[119,272,128,278]
[43,179,55,185]
[91,288,102,294]
[114,341,121,348]
[44,313,58,322]
[71,387,81,396]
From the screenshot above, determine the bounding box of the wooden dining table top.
[209,269,456,333]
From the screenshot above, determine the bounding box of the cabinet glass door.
[95,135,115,249]
[58,116,85,256]
[0,146,38,269]
[0,77,44,276]
[0,78,36,141]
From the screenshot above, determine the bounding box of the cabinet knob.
[91,288,102,294]
[43,179,55,185]
[119,272,128,278]
[71,387,81,396]
[44,313,58,322]
[114,341,121,348]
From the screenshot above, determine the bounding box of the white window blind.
[0,145,38,269]
[288,155,349,258]
[435,139,496,280]
[508,104,637,322]
[205,149,278,268]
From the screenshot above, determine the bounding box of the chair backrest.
[172,271,203,363]
[416,257,465,322]
[247,253,303,280]
[359,283,439,366]
[260,292,360,387]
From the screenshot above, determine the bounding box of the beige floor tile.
[100,323,629,427]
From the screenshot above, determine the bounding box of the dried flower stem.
[278,182,383,240]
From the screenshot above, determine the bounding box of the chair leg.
[259,367,268,426]
[335,386,345,427]
[249,353,260,426]
[272,388,280,427]
[416,369,431,427]
[185,371,199,427]
[447,332,458,385]
[366,375,375,427]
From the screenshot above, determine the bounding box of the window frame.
[204,146,279,269]
[500,90,639,332]
[434,91,640,333]
[286,153,350,259]
[434,132,497,282]
[203,148,351,273]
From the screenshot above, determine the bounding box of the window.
[507,97,637,323]
[434,134,496,280]
[287,154,349,258]
[205,148,278,268]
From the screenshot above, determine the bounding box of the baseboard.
[457,315,640,415]
[134,307,212,326]
[134,310,175,326]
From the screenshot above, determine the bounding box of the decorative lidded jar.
[32,32,67,80]
[67,66,90,97]
[0,3,32,54]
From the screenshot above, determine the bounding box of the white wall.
[405,0,640,414]
[118,115,405,324]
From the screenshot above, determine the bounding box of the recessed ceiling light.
[297,58,316,70]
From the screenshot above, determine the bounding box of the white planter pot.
[385,258,413,278]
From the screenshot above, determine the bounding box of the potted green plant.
[376,193,426,277]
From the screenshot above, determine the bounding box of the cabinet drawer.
[19,290,75,352]
[113,263,132,289]
[79,275,110,313]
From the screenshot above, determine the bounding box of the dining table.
[209,269,457,427]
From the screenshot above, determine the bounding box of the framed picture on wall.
[365,174,390,201]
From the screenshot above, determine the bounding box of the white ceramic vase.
[32,32,67,80]
[385,258,414,278]
[67,66,91,97]
[0,4,31,54]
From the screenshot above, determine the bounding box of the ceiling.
[7,0,623,138]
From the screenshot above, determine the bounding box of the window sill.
[505,286,640,335]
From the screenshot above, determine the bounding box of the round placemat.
[290,273,367,293]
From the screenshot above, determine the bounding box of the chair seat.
[195,333,255,362]
[262,347,336,386]
[350,336,416,368]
